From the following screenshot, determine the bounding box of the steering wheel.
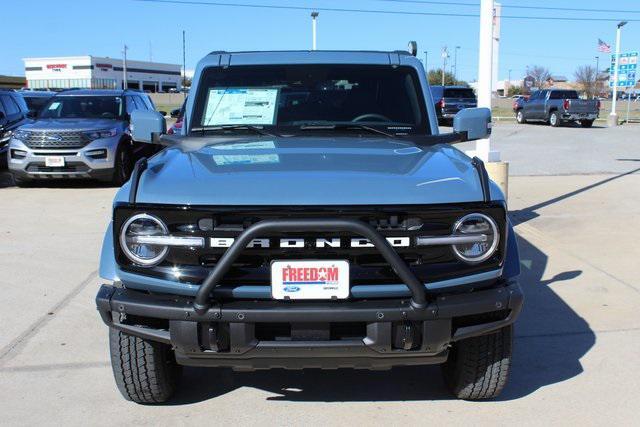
[352,113,392,123]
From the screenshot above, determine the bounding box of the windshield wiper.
[194,125,278,137]
[298,123,396,138]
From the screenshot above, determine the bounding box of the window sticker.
[203,88,279,126]
[210,141,276,150]
[212,154,280,166]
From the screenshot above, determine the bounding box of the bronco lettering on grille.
[210,237,410,248]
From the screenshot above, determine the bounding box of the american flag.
[598,39,611,53]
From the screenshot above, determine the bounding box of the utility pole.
[311,12,319,50]
[149,41,153,62]
[122,45,128,90]
[182,30,187,99]
[609,21,628,126]
[424,51,428,72]
[441,46,448,86]
[454,46,460,81]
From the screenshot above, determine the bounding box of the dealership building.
[23,56,182,92]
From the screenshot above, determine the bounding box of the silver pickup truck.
[514,89,600,127]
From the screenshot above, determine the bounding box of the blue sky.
[4,0,640,82]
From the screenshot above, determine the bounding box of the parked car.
[95,49,523,403]
[8,89,165,186]
[514,89,600,127]
[430,85,477,125]
[167,98,186,135]
[17,90,56,117]
[0,90,30,163]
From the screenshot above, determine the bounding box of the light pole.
[311,12,319,50]
[609,21,627,127]
[182,30,187,98]
[474,0,498,162]
[508,69,512,95]
[424,51,428,72]
[453,46,460,81]
[441,46,448,86]
[122,45,128,90]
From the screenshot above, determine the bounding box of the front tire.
[549,111,562,127]
[442,325,513,400]
[12,175,32,188]
[109,328,180,404]
[515,110,526,124]
[111,144,133,186]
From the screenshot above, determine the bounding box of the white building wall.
[23,55,182,92]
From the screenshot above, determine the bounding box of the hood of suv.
[21,118,123,132]
[130,136,496,206]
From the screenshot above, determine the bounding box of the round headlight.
[451,213,499,264]
[119,214,169,266]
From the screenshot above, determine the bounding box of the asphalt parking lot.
[1,123,639,425]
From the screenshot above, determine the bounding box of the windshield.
[23,96,52,113]
[192,65,429,135]
[40,96,124,119]
[443,88,475,99]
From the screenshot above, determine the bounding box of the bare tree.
[529,65,552,89]
[574,65,598,98]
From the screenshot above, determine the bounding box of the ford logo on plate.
[283,286,300,293]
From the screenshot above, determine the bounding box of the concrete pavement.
[1,124,639,425]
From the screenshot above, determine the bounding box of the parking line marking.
[0,270,98,366]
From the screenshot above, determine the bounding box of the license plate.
[271,260,349,300]
[45,156,65,167]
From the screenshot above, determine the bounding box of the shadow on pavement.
[511,166,640,225]
[0,170,116,189]
[166,234,594,404]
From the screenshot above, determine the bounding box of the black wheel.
[549,111,562,127]
[13,176,32,188]
[109,328,180,404]
[111,144,133,186]
[580,119,594,128]
[515,110,526,124]
[442,325,513,400]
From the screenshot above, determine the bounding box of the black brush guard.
[193,218,429,314]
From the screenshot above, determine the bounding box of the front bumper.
[561,112,598,121]
[7,136,120,180]
[96,279,523,370]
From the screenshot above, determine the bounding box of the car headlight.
[451,213,499,263]
[85,128,118,140]
[119,214,170,266]
[13,130,30,141]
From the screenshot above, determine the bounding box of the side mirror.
[130,110,166,143]
[170,108,181,118]
[27,110,38,119]
[0,111,5,120]
[452,107,491,142]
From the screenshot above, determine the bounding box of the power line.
[366,0,640,15]
[134,0,640,22]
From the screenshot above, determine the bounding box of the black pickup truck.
[513,89,600,127]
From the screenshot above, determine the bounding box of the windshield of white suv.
[40,96,125,120]
[192,65,429,135]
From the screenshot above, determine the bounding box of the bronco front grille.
[21,131,90,149]
[114,204,508,287]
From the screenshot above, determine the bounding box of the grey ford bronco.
[96,50,523,403]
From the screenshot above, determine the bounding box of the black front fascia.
[113,202,507,288]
